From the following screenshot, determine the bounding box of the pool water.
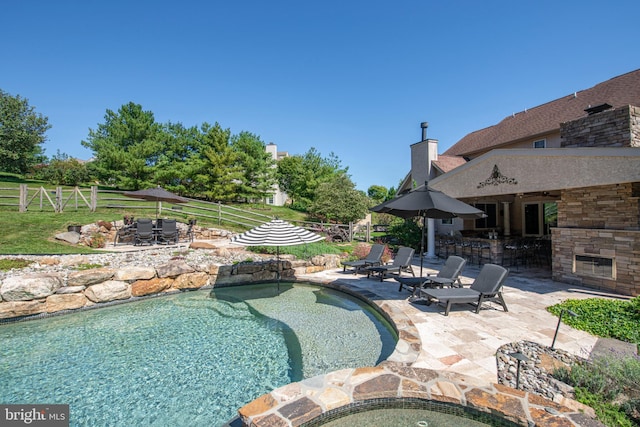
[0,283,396,427]
[319,408,493,427]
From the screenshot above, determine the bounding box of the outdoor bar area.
[435,232,552,269]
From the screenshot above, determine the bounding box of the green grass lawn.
[0,178,314,254]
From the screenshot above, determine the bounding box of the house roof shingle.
[444,69,640,157]
[432,155,467,173]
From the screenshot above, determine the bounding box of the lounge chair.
[418,263,508,315]
[366,246,415,282]
[134,218,155,246]
[342,243,385,274]
[396,255,466,294]
[158,218,178,244]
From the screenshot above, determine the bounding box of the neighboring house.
[401,69,640,296]
[265,143,289,206]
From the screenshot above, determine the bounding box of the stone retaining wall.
[553,182,640,296]
[0,255,341,321]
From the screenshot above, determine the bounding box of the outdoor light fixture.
[508,352,531,390]
[551,308,578,350]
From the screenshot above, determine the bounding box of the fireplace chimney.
[421,122,429,141]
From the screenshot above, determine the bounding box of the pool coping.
[237,277,602,427]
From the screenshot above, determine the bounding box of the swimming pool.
[0,282,396,426]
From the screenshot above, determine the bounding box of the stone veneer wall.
[552,183,640,296]
[560,104,640,148]
[0,256,340,321]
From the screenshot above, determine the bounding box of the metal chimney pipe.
[420,122,429,141]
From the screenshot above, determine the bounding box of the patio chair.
[158,219,178,244]
[182,219,196,242]
[396,255,466,294]
[134,218,155,246]
[366,246,415,282]
[418,263,509,316]
[342,243,385,274]
[113,220,136,246]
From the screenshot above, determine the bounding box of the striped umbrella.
[231,219,324,290]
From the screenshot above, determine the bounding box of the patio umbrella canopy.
[231,219,324,291]
[123,186,189,218]
[371,183,485,220]
[371,182,485,276]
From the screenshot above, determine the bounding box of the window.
[474,203,497,229]
[533,139,546,148]
[441,218,453,225]
[574,255,615,279]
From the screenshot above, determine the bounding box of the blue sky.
[2,1,638,191]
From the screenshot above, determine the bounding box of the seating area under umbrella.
[123,186,189,219]
[371,182,485,277]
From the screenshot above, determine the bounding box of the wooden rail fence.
[0,185,370,242]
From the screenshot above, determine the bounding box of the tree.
[0,90,50,174]
[276,147,347,208]
[81,102,162,189]
[230,132,276,203]
[309,173,369,223]
[197,122,242,202]
[367,185,389,204]
[41,151,90,186]
[154,121,201,195]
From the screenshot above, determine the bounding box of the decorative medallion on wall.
[477,164,518,188]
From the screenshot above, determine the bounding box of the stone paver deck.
[237,256,631,426]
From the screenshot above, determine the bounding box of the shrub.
[351,243,372,260]
[349,242,392,263]
[547,298,640,343]
[88,232,106,248]
[549,297,640,426]
[387,217,422,250]
[553,353,640,426]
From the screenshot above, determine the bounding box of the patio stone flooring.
[236,256,630,426]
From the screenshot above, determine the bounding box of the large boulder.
[172,272,210,290]
[56,285,86,294]
[131,278,173,297]
[46,294,89,312]
[0,300,46,319]
[189,241,217,250]
[114,266,156,281]
[55,231,81,245]
[68,267,115,287]
[156,261,195,278]
[252,270,278,282]
[0,273,64,301]
[236,262,265,275]
[213,273,253,286]
[84,280,131,303]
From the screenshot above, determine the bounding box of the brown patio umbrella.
[123,186,189,219]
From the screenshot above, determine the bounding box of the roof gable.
[444,69,640,157]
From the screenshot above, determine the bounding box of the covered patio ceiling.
[429,147,640,199]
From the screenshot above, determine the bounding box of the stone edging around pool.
[237,277,602,427]
[0,256,341,321]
